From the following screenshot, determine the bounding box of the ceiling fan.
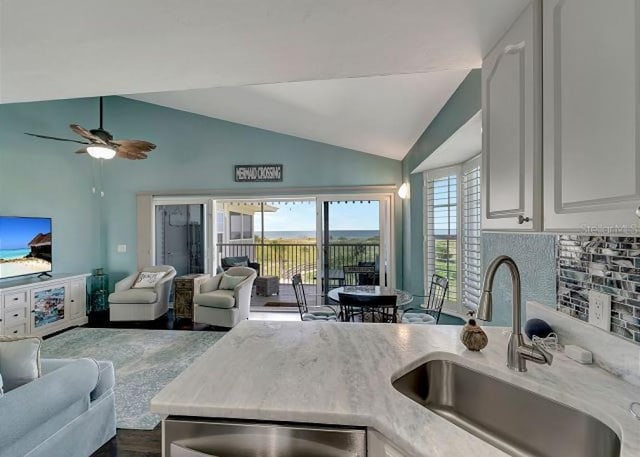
[24,97,156,160]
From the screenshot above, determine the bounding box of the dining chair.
[400,274,449,325]
[338,292,398,323]
[292,274,338,321]
[343,265,377,286]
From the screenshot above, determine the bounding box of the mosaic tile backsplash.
[557,235,640,345]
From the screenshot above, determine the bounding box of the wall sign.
[234,164,283,183]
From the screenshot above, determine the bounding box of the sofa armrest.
[41,358,115,401]
[233,274,256,317]
[154,270,176,306]
[115,273,138,292]
[0,358,99,451]
[200,273,223,293]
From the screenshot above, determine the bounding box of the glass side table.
[88,268,109,325]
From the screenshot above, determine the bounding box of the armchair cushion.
[219,273,248,290]
[221,256,260,275]
[108,289,158,304]
[221,256,249,268]
[401,312,436,324]
[132,271,166,288]
[195,290,235,309]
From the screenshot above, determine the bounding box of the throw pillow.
[219,273,247,290]
[132,271,166,289]
[0,336,42,392]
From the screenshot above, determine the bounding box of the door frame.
[316,192,395,298]
[142,187,397,291]
[151,196,213,275]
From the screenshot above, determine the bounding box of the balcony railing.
[217,243,380,284]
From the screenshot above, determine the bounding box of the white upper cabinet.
[481,0,542,231]
[543,0,640,231]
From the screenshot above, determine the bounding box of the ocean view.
[0,248,30,260]
[262,230,379,240]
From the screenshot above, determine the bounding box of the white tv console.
[0,273,90,337]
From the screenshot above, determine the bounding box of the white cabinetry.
[68,279,87,320]
[481,0,541,231]
[542,0,640,231]
[0,274,89,337]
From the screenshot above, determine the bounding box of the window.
[229,212,254,240]
[462,157,481,312]
[242,214,253,240]
[425,169,458,303]
[229,212,242,240]
[424,156,481,311]
[216,211,225,244]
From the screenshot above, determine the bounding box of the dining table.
[327,285,413,307]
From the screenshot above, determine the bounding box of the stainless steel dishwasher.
[163,417,367,457]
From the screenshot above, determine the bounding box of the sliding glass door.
[317,195,393,299]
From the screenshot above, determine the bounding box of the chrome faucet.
[477,255,553,372]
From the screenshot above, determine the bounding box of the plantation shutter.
[462,157,481,312]
[425,168,459,303]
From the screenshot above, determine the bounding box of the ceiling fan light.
[87,145,116,160]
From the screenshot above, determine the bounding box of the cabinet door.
[482,0,541,231]
[31,285,66,333]
[68,279,86,319]
[543,0,640,231]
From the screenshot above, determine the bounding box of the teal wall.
[481,232,557,326]
[0,99,104,277]
[1,97,402,282]
[400,70,481,297]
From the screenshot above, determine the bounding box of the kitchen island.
[151,321,640,456]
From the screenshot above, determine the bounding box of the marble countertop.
[151,321,640,457]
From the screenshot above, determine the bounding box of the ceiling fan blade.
[116,148,148,160]
[70,124,107,144]
[24,132,89,145]
[110,139,156,153]
[112,139,155,160]
[74,148,88,154]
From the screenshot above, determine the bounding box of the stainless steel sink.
[392,359,621,457]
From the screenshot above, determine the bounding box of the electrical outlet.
[588,290,611,331]
[117,244,127,253]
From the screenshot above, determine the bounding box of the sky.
[254,201,380,231]
[0,217,52,249]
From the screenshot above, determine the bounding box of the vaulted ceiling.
[0,0,530,159]
[127,71,470,160]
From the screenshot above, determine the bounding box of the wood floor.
[88,309,300,456]
[92,426,162,457]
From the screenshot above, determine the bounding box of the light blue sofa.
[0,358,116,457]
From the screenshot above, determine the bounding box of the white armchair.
[108,265,177,321]
[193,266,257,328]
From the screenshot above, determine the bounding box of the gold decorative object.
[460,318,488,351]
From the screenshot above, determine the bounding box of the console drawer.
[4,321,28,337]
[3,291,28,307]
[4,304,29,326]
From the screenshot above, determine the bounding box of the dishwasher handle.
[170,442,219,457]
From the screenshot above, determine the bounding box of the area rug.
[41,328,225,430]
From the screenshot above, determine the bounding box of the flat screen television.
[0,216,52,280]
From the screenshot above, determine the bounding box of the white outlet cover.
[588,290,611,331]
[117,244,127,253]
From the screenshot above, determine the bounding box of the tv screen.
[0,216,52,280]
